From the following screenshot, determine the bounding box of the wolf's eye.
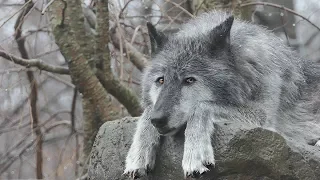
[156,77,164,84]
[184,77,196,84]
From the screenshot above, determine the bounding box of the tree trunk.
[50,0,118,174]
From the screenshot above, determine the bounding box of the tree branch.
[240,2,320,32]
[96,0,142,116]
[96,71,142,116]
[70,88,80,176]
[125,41,148,71]
[110,27,148,72]
[0,49,70,74]
[0,0,32,29]
[14,0,42,178]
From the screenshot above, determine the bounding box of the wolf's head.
[142,15,250,135]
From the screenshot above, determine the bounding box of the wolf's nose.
[150,112,168,128]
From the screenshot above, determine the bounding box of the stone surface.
[88,117,320,180]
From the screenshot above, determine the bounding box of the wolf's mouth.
[156,122,187,136]
[157,127,177,136]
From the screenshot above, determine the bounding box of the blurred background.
[0,0,320,179]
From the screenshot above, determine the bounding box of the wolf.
[124,11,320,178]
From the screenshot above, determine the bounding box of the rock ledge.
[88,117,320,180]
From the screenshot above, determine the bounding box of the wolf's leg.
[182,105,215,178]
[124,107,160,178]
[261,75,282,131]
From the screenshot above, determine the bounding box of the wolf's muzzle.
[150,111,168,129]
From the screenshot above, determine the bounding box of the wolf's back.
[176,11,303,71]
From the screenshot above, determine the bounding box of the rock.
[88,117,320,180]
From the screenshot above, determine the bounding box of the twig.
[75,132,80,177]
[0,121,29,134]
[121,79,140,86]
[43,121,73,134]
[0,137,37,174]
[0,119,77,175]
[162,10,185,31]
[116,16,124,80]
[60,0,67,27]
[33,48,60,58]
[44,71,75,87]
[9,75,60,116]
[41,0,56,14]
[124,15,164,19]
[240,2,320,32]
[118,0,134,18]
[71,88,78,132]
[304,31,320,47]
[165,0,194,18]
[0,3,24,6]
[0,67,25,74]
[0,49,70,74]
[279,10,290,46]
[69,87,79,177]
[55,132,74,178]
[186,0,193,14]
[130,25,141,45]
[126,25,143,87]
[1,111,70,170]
[0,0,32,29]
[17,29,51,41]
[14,0,37,33]
[0,110,70,135]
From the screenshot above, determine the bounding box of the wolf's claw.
[189,171,201,178]
[183,161,215,179]
[123,168,147,179]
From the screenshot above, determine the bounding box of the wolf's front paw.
[124,147,156,179]
[308,138,320,147]
[182,145,215,178]
[124,161,153,179]
[123,167,149,179]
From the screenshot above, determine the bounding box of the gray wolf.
[124,11,320,178]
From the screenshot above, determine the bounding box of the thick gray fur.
[124,11,320,178]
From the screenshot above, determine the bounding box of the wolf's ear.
[209,15,234,49]
[147,22,167,54]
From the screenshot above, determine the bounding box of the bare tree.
[1,0,320,179]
